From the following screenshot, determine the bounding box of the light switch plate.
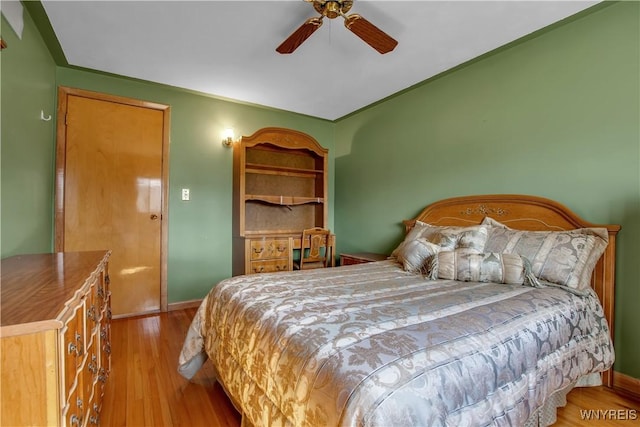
[181,188,190,201]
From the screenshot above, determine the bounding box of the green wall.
[1,10,56,256]
[335,1,639,378]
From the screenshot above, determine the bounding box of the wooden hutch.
[233,127,328,275]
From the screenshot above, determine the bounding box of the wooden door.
[55,87,169,317]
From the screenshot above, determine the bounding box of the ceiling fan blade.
[276,17,323,54]
[344,14,397,54]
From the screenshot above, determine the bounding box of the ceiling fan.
[276,0,398,55]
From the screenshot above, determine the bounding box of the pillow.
[391,221,489,272]
[427,250,540,286]
[481,217,609,290]
[392,221,488,255]
[391,220,431,259]
[394,238,441,273]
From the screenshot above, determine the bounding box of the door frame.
[54,86,171,312]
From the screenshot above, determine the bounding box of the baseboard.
[112,309,161,320]
[168,299,203,311]
[613,371,640,401]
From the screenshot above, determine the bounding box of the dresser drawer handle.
[70,414,82,426]
[75,332,84,357]
[252,247,264,254]
[276,245,286,252]
[87,306,97,322]
[253,266,265,273]
[68,342,77,354]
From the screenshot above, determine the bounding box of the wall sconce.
[222,128,237,147]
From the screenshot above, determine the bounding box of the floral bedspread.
[178,260,614,426]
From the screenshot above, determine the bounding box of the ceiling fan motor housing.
[314,0,353,19]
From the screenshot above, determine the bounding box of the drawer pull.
[97,286,105,299]
[70,414,82,426]
[87,306,97,322]
[105,274,110,285]
[252,247,264,254]
[277,245,286,252]
[89,415,100,425]
[68,342,77,354]
[77,397,83,410]
[253,266,265,273]
[75,332,84,357]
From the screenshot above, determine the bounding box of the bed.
[178,194,620,427]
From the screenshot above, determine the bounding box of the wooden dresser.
[0,251,111,426]
[232,127,329,275]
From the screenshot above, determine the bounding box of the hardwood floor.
[101,308,241,426]
[101,309,639,426]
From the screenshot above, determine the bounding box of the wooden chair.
[294,227,335,270]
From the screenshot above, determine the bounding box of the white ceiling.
[41,0,600,120]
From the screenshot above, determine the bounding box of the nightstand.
[340,252,388,266]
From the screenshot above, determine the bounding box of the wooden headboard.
[404,194,621,387]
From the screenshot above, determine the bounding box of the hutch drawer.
[249,238,290,260]
[249,259,291,274]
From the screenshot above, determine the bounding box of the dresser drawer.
[64,380,84,427]
[249,239,289,260]
[249,259,289,274]
[62,302,84,397]
[100,321,112,378]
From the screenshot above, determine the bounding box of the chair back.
[299,227,334,269]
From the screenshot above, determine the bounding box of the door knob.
[150,214,159,220]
